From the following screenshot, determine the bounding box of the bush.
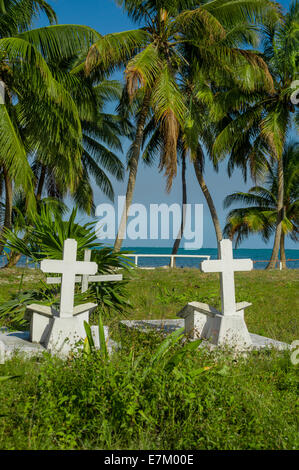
[0,328,298,450]
[0,205,133,329]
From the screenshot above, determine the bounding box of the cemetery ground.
[0,267,298,450]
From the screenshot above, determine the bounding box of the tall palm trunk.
[193,157,223,247]
[0,166,13,255]
[267,155,284,269]
[172,149,187,266]
[114,90,151,251]
[36,165,47,202]
[280,231,287,270]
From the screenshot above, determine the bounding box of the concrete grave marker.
[178,239,254,349]
[201,239,253,316]
[41,239,97,317]
[25,239,99,356]
[0,240,124,361]
[46,249,123,293]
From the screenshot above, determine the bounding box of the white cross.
[40,239,98,318]
[46,249,123,293]
[200,239,253,316]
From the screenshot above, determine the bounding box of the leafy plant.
[0,375,21,383]
[2,205,99,262]
[0,206,133,327]
[143,327,207,376]
[0,279,59,328]
[83,314,108,360]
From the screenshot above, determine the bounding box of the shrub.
[0,329,298,450]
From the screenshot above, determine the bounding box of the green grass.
[0,267,298,450]
[0,267,44,304]
[124,268,299,344]
[0,334,298,450]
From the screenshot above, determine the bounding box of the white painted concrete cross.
[40,239,98,318]
[46,249,123,293]
[200,239,253,316]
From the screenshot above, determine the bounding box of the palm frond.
[19,24,101,60]
[0,104,34,193]
[85,29,150,75]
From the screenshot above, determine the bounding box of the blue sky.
[38,1,297,249]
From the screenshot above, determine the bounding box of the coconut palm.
[85,0,278,251]
[213,1,299,268]
[0,0,101,251]
[171,143,187,260]
[181,85,224,246]
[31,73,127,214]
[1,70,127,266]
[223,142,299,269]
[142,60,273,252]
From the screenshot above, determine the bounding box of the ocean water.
[1,247,298,270]
[119,246,299,270]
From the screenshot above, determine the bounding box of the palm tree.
[142,100,224,254]
[182,89,224,246]
[31,74,127,214]
[213,1,299,268]
[85,0,278,251]
[224,142,299,269]
[171,142,187,261]
[1,64,127,265]
[0,0,101,252]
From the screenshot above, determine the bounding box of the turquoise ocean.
[1,247,298,270]
[120,247,299,270]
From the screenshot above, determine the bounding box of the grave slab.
[120,319,291,352]
[0,330,45,363]
[0,325,117,363]
[0,240,123,362]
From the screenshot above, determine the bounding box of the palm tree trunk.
[36,165,46,201]
[0,166,13,255]
[3,166,12,230]
[280,231,287,270]
[114,90,151,251]
[193,157,223,246]
[267,155,284,269]
[172,150,187,266]
[3,252,22,269]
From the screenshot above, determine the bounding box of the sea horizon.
[2,246,298,270]
[116,246,299,270]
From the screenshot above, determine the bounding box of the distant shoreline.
[2,246,298,270]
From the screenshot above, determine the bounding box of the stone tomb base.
[0,302,118,362]
[0,324,118,363]
[25,303,98,357]
[178,301,254,349]
[120,318,290,352]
